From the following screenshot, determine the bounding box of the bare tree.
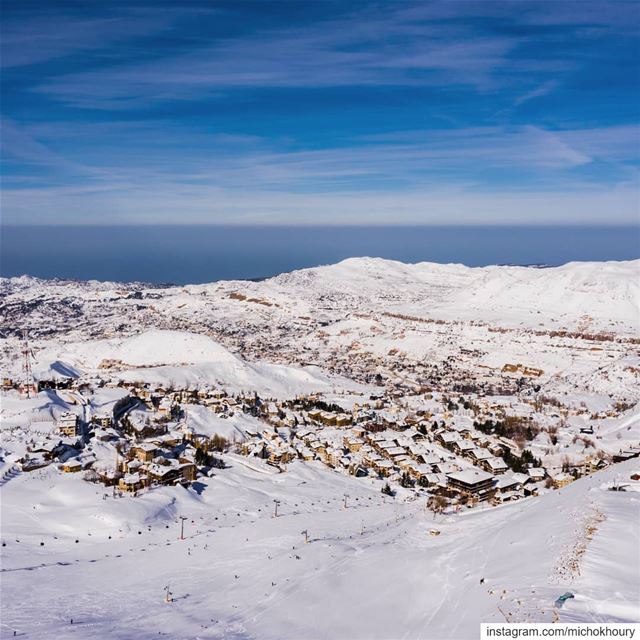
[427,495,448,519]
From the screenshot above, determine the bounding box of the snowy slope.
[29,329,366,398]
[1,458,638,639]
[268,257,640,331]
[34,330,239,369]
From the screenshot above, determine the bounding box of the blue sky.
[1,0,639,225]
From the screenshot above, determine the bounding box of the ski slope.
[1,458,638,639]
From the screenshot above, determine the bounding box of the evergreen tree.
[381,482,394,497]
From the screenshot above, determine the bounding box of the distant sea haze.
[2,225,638,285]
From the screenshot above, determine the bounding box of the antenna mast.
[21,330,34,398]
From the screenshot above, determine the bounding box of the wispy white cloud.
[0,6,220,69]
[2,180,637,226]
[513,80,561,107]
[2,1,637,226]
[28,1,635,111]
[2,119,638,225]
[27,3,524,108]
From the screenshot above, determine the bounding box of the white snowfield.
[29,330,365,399]
[0,458,638,639]
[267,257,640,331]
[1,257,640,639]
[2,257,639,333]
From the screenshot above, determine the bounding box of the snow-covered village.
[3,1,640,638]
[1,258,639,638]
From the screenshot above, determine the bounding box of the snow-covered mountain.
[1,257,639,639]
[267,257,640,330]
[3,257,639,333]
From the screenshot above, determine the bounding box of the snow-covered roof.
[447,469,494,485]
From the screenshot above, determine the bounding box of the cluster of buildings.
[9,370,635,509]
[234,396,553,505]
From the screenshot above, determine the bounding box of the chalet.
[363,452,382,467]
[434,461,459,475]
[451,423,472,439]
[407,463,431,481]
[487,442,504,456]
[495,489,525,503]
[19,455,50,472]
[526,467,546,482]
[335,414,352,428]
[482,457,508,475]
[372,438,393,452]
[468,448,493,463]
[452,440,475,456]
[424,473,447,488]
[422,453,441,467]
[159,433,181,448]
[61,459,82,473]
[551,472,573,488]
[495,474,522,493]
[351,427,366,439]
[178,462,198,483]
[405,447,424,463]
[57,412,79,437]
[133,443,157,462]
[382,446,406,461]
[125,458,143,474]
[367,433,387,448]
[319,412,338,426]
[613,449,640,463]
[93,413,112,428]
[94,428,117,442]
[147,463,182,486]
[497,436,520,454]
[157,397,174,416]
[353,408,375,423]
[585,458,608,473]
[298,447,315,461]
[119,472,144,493]
[343,436,363,453]
[349,464,368,478]
[373,459,393,477]
[322,447,340,467]
[447,469,495,498]
[27,440,58,459]
[206,400,224,413]
[311,441,327,456]
[96,467,120,486]
[396,458,415,473]
[436,432,459,448]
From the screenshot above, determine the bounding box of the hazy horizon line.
[3,222,639,229]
